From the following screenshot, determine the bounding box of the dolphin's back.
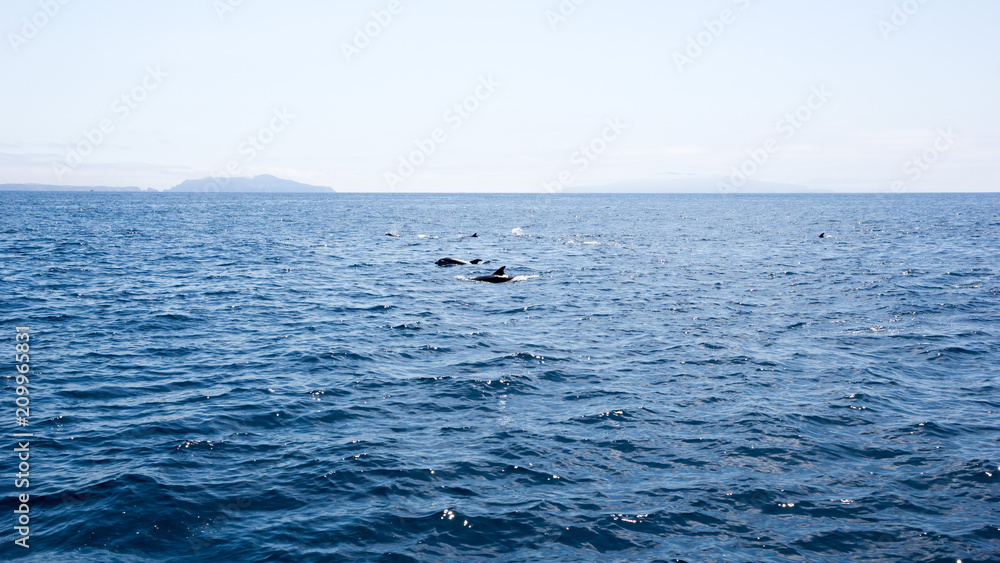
[472,266,512,283]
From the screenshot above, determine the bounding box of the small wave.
[563,238,621,247]
[417,234,438,239]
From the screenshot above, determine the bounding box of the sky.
[1,0,998,192]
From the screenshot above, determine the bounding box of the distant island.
[0,175,335,193]
[167,175,335,193]
[0,183,143,192]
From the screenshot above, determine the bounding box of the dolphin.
[472,266,513,283]
[386,233,401,238]
[818,233,825,238]
[436,258,483,266]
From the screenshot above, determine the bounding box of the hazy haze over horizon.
[2,0,998,192]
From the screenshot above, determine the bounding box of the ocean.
[1,192,998,562]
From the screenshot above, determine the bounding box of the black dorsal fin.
[492,266,506,276]
[471,259,482,264]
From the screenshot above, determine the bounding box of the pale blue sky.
[1,0,997,191]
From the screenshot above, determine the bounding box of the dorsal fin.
[492,266,506,276]
[471,259,482,264]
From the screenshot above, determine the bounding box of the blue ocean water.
[1,192,998,562]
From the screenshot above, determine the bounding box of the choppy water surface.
[2,192,998,562]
